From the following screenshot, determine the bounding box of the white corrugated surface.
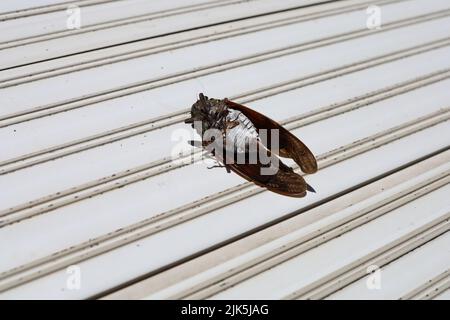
[0,0,449,299]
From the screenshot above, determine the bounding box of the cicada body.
[185,93,318,197]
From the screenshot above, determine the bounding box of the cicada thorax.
[202,107,276,168]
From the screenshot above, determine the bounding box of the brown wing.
[209,141,311,197]
[224,99,318,174]
[227,160,309,198]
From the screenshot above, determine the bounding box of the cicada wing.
[226,159,309,198]
[224,99,318,174]
[277,129,318,174]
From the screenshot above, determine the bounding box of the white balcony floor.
[0,0,448,299]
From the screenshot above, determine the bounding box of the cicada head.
[185,93,228,134]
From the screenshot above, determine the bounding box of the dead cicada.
[185,93,318,197]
